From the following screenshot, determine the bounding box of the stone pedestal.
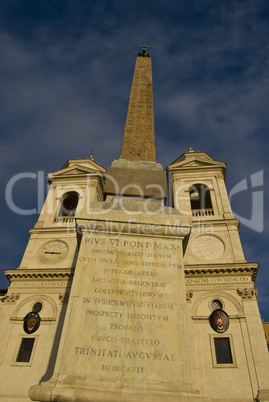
[29,210,209,401]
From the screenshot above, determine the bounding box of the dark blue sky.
[1,0,269,319]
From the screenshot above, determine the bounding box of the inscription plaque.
[61,233,186,386]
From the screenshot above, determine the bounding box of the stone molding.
[185,262,258,281]
[11,294,58,318]
[4,268,73,283]
[59,292,70,304]
[29,226,77,235]
[47,161,106,183]
[77,218,190,238]
[237,288,258,300]
[191,290,244,316]
[10,316,56,323]
[192,314,245,321]
[5,292,20,303]
[186,291,193,302]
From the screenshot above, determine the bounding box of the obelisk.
[120,45,155,161]
[104,45,166,200]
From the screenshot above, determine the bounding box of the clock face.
[37,240,69,264]
[191,235,224,261]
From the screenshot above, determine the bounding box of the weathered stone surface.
[104,166,167,198]
[28,211,204,401]
[120,56,155,162]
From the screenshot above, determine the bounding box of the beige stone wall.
[0,290,68,401]
[185,282,267,400]
[0,157,105,401]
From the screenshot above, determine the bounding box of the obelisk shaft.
[120,56,155,161]
[104,49,166,200]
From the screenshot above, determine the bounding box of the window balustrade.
[54,216,75,223]
[192,208,214,217]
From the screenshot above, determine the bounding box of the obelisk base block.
[29,212,199,402]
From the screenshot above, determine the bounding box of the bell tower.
[167,146,245,264]
[167,147,269,401]
[0,155,105,400]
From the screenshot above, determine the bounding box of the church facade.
[0,48,268,402]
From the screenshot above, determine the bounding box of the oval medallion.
[23,312,41,334]
[209,309,229,333]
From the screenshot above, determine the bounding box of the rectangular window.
[214,337,233,364]
[210,334,237,368]
[16,338,35,363]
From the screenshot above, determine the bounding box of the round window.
[211,299,223,311]
[32,302,43,313]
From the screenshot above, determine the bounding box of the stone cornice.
[29,226,77,235]
[237,288,258,300]
[192,315,245,321]
[10,316,57,322]
[184,262,259,281]
[170,165,225,172]
[77,216,191,238]
[4,268,73,282]
[190,218,240,227]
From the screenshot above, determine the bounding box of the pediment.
[61,157,106,172]
[167,150,226,171]
[48,161,106,181]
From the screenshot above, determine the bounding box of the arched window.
[189,184,214,216]
[59,191,79,217]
